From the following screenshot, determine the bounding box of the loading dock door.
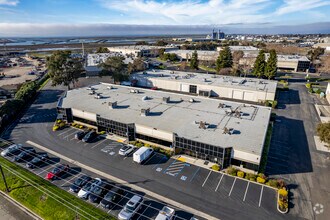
[243,92,255,101]
[232,90,243,100]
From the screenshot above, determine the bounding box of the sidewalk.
[172,154,218,170]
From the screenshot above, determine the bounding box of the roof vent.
[108,101,117,109]
[218,103,226,108]
[130,89,139,94]
[107,86,113,90]
[223,127,233,135]
[142,96,149,101]
[235,110,242,118]
[189,98,195,103]
[141,108,150,116]
[94,93,102,99]
[163,96,170,103]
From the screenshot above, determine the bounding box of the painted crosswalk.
[164,160,188,177]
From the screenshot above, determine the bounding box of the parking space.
[0,141,202,220]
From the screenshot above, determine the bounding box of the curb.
[26,140,219,220]
[0,190,43,220]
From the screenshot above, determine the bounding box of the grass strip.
[0,142,114,220]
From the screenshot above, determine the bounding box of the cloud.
[98,0,272,25]
[0,0,19,6]
[276,0,330,15]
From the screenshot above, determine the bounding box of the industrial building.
[239,54,311,72]
[164,49,219,61]
[131,70,277,102]
[107,45,177,57]
[57,83,272,171]
[84,53,135,75]
[217,46,259,55]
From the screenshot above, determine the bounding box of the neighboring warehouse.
[164,49,219,61]
[130,70,277,102]
[240,54,311,72]
[85,52,136,75]
[107,45,177,57]
[57,83,272,171]
[217,46,260,55]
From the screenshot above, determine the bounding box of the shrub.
[305,83,311,89]
[79,125,84,129]
[278,188,288,197]
[266,179,278,188]
[144,143,151,148]
[59,122,66,128]
[135,142,143,148]
[278,199,288,210]
[52,125,59,131]
[71,122,76,127]
[237,171,245,178]
[249,177,256,182]
[258,173,266,179]
[226,167,237,176]
[272,100,278,108]
[99,131,106,135]
[56,119,62,123]
[257,177,266,184]
[245,173,257,180]
[211,164,220,171]
[277,179,286,189]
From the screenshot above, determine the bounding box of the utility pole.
[0,165,10,192]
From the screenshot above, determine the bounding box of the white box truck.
[133,147,153,164]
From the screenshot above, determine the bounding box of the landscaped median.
[0,142,113,220]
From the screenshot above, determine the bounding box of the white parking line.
[58,128,74,136]
[108,192,128,213]
[243,182,250,201]
[63,131,77,139]
[228,178,237,196]
[215,173,224,192]
[137,204,151,220]
[202,170,212,187]
[258,186,264,207]
[91,139,107,149]
[143,153,156,164]
[61,173,81,187]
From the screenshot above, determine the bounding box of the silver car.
[118,145,135,156]
[1,144,23,157]
[118,195,143,220]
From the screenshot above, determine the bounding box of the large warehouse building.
[107,45,177,57]
[164,49,219,61]
[57,83,271,171]
[131,70,277,102]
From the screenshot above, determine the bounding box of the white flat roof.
[131,70,277,93]
[86,53,133,67]
[107,45,176,51]
[165,49,219,56]
[60,83,271,157]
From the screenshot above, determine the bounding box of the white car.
[155,206,175,220]
[118,195,143,220]
[1,144,23,157]
[77,178,102,200]
[118,145,135,156]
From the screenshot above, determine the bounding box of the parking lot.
[46,126,280,217]
[0,139,200,220]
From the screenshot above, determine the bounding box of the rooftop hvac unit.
[108,101,117,109]
[107,86,113,90]
[141,108,150,116]
[142,96,149,101]
[163,96,170,103]
[130,89,139,94]
[189,98,195,103]
[199,121,207,129]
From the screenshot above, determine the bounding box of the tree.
[317,122,330,148]
[96,47,109,53]
[135,41,149,45]
[99,56,128,83]
[190,50,199,69]
[232,50,244,64]
[265,49,277,79]
[47,50,83,90]
[155,40,168,46]
[308,47,325,62]
[127,58,147,74]
[319,55,330,74]
[216,46,233,73]
[252,50,266,78]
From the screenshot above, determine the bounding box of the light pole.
[0,165,10,192]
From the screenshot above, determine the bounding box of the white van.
[133,147,153,164]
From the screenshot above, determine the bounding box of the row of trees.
[252,49,277,79]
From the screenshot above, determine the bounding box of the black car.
[26,153,48,169]
[100,187,124,209]
[13,148,36,163]
[75,131,88,140]
[82,131,97,143]
[89,182,111,204]
[69,175,92,193]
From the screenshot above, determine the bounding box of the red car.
[151,86,158,90]
[46,164,70,180]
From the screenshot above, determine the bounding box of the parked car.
[69,175,92,193]
[13,148,36,162]
[26,153,49,169]
[118,195,143,220]
[118,145,135,156]
[75,131,88,140]
[89,182,111,204]
[82,131,97,143]
[100,187,124,209]
[77,178,102,200]
[133,147,153,164]
[1,144,23,157]
[46,164,70,180]
[155,206,175,220]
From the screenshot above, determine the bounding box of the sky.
[0,0,330,37]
